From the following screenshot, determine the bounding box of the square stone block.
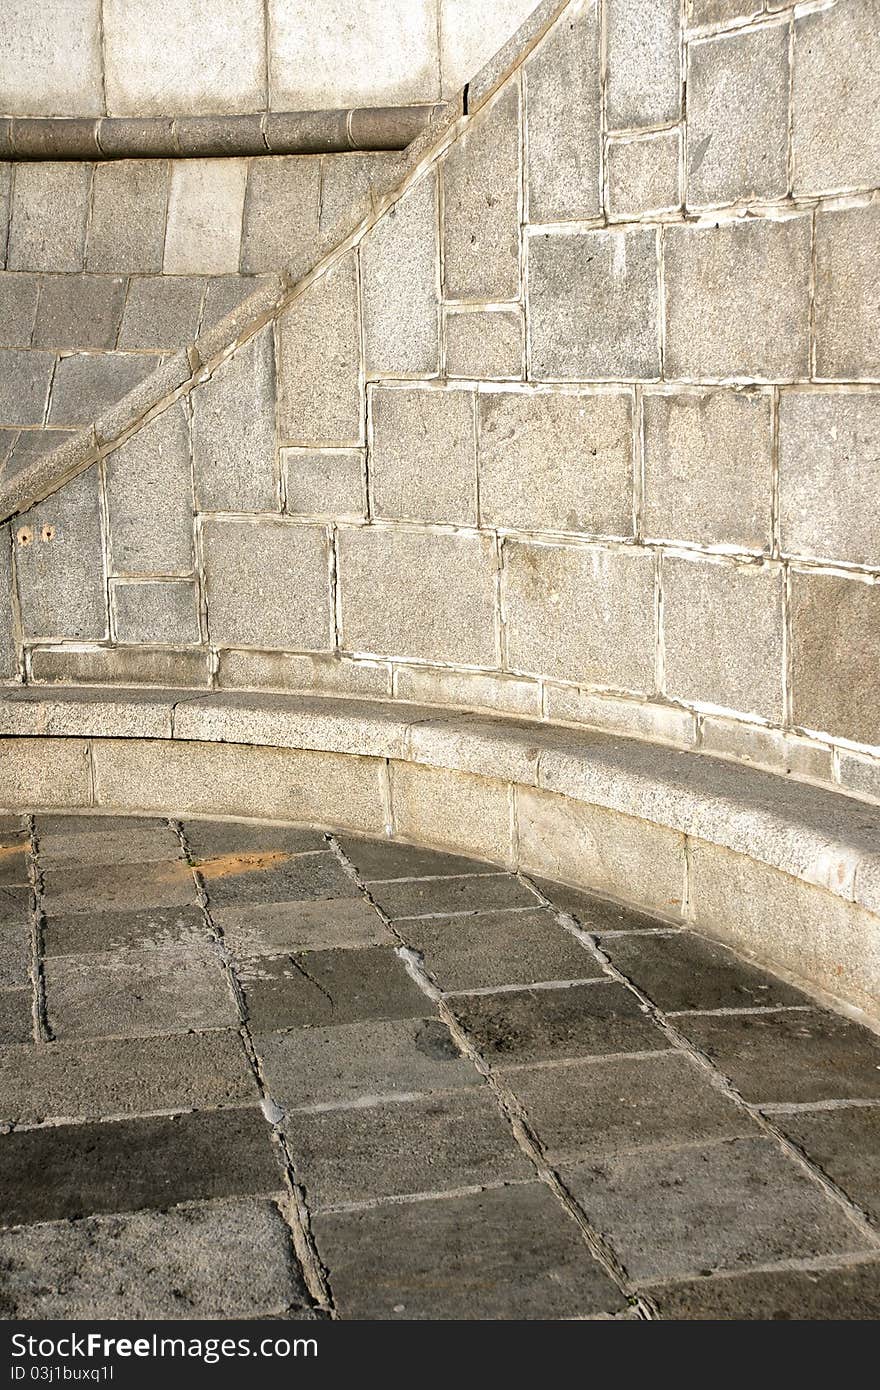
[792,0,880,195]
[443,84,520,301]
[528,228,660,380]
[240,157,321,278]
[790,569,880,746]
[361,174,439,377]
[202,517,332,652]
[370,386,476,525]
[606,0,681,128]
[192,327,278,512]
[446,309,523,380]
[32,275,127,352]
[163,159,248,276]
[814,203,880,380]
[86,161,169,274]
[15,468,107,640]
[0,0,103,118]
[105,402,193,575]
[111,579,201,645]
[283,449,365,518]
[277,252,362,445]
[608,130,680,219]
[779,390,880,566]
[7,163,91,272]
[525,0,601,222]
[118,276,204,350]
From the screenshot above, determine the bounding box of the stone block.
[199,852,357,909]
[29,646,210,688]
[608,130,680,219]
[111,580,201,645]
[337,526,497,667]
[775,1107,880,1226]
[814,203,880,380]
[443,84,520,301]
[503,540,655,691]
[0,167,9,270]
[214,898,391,958]
[441,0,543,92]
[337,835,495,881]
[0,350,54,427]
[478,388,632,535]
[0,0,103,118]
[662,555,784,721]
[0,990,32,1043]
[370,874,536,921]
[216,650,389,696]
[202,518,332,652]
[0,272,41,347]
[779,391,880,566]
[42,859,194,916]
[32,275,127,352]
[524,0,601,222]
[445,309,523,379]
[400,906,602,993]
[0,737,91,811]
[361,173,439,376]
[528,228,660,380]
[687,25,789,207]
[200,274,273,334]
[48,353,159,428]
[663,216,812,380]
[688,0,761,23]
[15,468,106,640]
[649,1262,880,1321]
[606,0,681,129]
[238,944,427,1031]
[183,819,327,860]
[86,161,169,274]
[277,252,362,445]
[163,159,248,276]
[7,163,91,272]
[643,388,772,548]
[105,402,193,575]
[0,926,30,989]
[393,664,541,717]
[790,570,880,746]
[103,0,267,116]
[601,929,806,1012]
[118,276,204,350]
[370,386,476,524]
[516,785,687,919]
[192,327,277,512]
[792,0,880,195]
[283,449,365,518]
[390,762,513,864]
[240,157,321,278]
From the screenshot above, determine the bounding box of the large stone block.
[687,24,789,207]
[277,252,362,445]
[0,738,92,811]
[524,0,601,222]
[528,227,660,380]
[203,518,332,652]
[86,162,168,274]
[105,403,193,575]
[361,174,439,377]
[478,388,633,535]
[790,570,880,746]
[390,761,513,864]
[111,580,201,645]
[779,391,880,567]
[0,0,103,118]
[608,130,680,220]
[445,309,523,380]
[606,0,681,129]
[337,526,498,667]
[103,0,266,116]
[7,164,91,272]
[163,159,248,276]
[503,541,655,691]
[663,216,811,380]
[443,83,520,301]
[29,647,210,688]
[792,0,880,195]
[117,276,205,351]
[662,555,785,721]
[192,327,278,513]
[814,203,880,381]
[369,386,476,525]
[643,389,772,549]
[15,469,107,641]
[240,157,321,278]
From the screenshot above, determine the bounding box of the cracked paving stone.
[368,874,538,921]
[0,925,31,989]
[238,945,427,1031]
[0,886,32,929]
[337,836,499,882]
[530,879,676,932]
[598,930,808,1013]
[0,1108,284,1226]
[213,897,392,957]
[448,980,667,1067]
[314,1182,628,1319]
[674,1009,880,1105]
[510,1051,757,1162]
[0,1197,312,1321]
[774,1107,880,1225]
[396,907,604,993]
[286,1089,532,1207]
[0,990,32,1045]
[646,1259,880,1319]
[44,945,238,1040]
[254,1016,481,1111]
[41,860,196,915]
[43,904,207,957]
[563,1136,871,1284]
[199,852,358,907]
[183,820,327,860]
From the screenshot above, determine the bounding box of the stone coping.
[0,106,449,161]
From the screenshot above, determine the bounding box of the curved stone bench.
[1,685,877,1022]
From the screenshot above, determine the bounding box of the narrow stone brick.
[15,468,106,641]
[29,646,209,688]
[7,163,91,273]
[238,945,427,1031]
[214,898,391,957]
[814,203,880,381]
[361,172,439,376]
[779,391,880,566]
[443,83,520,301]
[277,251,362,444]
[192,326,277,512]
[606,0,681,129]
[337,836,494,881]
[240,156,321,278]
[183,821,327,860]
[42,859,193,916]
[531,878,673,933]
[43,903,205,955]
[792,0,880,195]
[200,851,356,908]
[118,276,204,350]
[86,161,169,274]
[0,926,29,990]
[202,517,332,652]
[105,402,193,575]
[0,989,32,1045]
[790,570,880,746]
[525,0,601,222]
[370,386,476,525]
[111,579,201,645]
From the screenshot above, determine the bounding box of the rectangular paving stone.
[369,385,476,526]
[368,873,537,921]
[239,945,427,1032]
[203,517,332,652]
[44,945,237,1041]
[184,820,327,860]
[255,1015,480,1111]
[215,898,391,957]
[0,1030,257,1126]
[792,0,880,195]
[775,1107,880,1226]
[86,160,169,274]
[531,879,675,933]
[674,1009,880,1105]
[38,824,179,870]
[192,326,277,512]
[600,930,807,1013]
[314,1181,626,1319]
[0,926,30,990]
[111,578,201,645]
[32,274,127,351]
[105,401,193,574]
[118,275,204,349]
[46,351,159,428]
[398,908,604,994]
[445,308,523,380]
[0,989,32,1045]
[449,980,667,1067]
[0,1196,310,1321]
[36,814,165,837]
[241,155,320,277]
[565,1135,869,1284]
[163,158,248,276]
[790,569,880,746]
[606,0,681,129]
[0,845,28,886]
[779,391,880,567]
[361,171,439,376]
[43,905,206,957]
[200,851,356,908]
[0,1108,282,1226]
[525,0,601,222]
[0,272,41,346]
[443,83,520,301]
[0,349,54,426]
[511,1051,755,1162]
[42,859,194,915]
[337,836,497,882]
[14,468,107,641]
[814,203,880,380]
[287,1088,531,1208]
[277,250,362,444]
[647,1259,880,1320]
[7,163,90,272]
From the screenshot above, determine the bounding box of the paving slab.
[0,925,30,989]
[35,815,168,837]
[599,931,808,1013]
[215,897,392,957]
[43,904,207,957]
[0,886,32,929]
[255,1016,480,1112]
[0,846,29,886]
[0,1197,311,1320]
[0,989,32,1045]
[563,1136,870,1284]
[675,1009,880,1105]
[448,981,667,1067]
[184,820,328,860]
[314,1182,627,1319]
[337,836,498,882]
[38,826,181,869]
[200,852,358,907]
[398,907,604,993]
[238,946,427,1032]
[41,860,195,915]
[368,874,538,921]
[0,1109,283,1226]
[775,1107,880,1225]
[530,878,675,932]
[647,1259,880,1320]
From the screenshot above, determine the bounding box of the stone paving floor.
[1,810,880,1320]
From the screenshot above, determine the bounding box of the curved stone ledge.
[0,686,877,1019]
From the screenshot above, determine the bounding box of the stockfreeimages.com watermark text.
[11,1332,317,1372]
